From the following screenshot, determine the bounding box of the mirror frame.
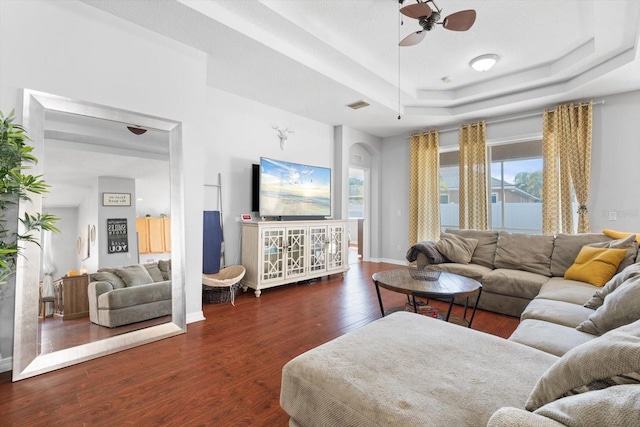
[12,89,186,381]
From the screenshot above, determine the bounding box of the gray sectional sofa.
[280,231,640,426]
[412,229,639,318]
[88,260,172,328]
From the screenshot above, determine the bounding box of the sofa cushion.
[434,232,478,264]
[113,264,154,287]
[526,318,640,411]
[536,278,597,305]
[521,299,594,328]
[534,385,640,427]
[494,232,554,276]
[97,281,172,310]
[158,259,172,280]
[576,276,640,336]
[143,262,165,282]
[588,234,639,273]
[563,246,627,287]
[90,271,126,289]
[482,268,550,300]
[550,233,612,277]
[509,319,594,357]
[584,263,640,309]
[445,228,498,268]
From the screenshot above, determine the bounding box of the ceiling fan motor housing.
[420,11,440,31]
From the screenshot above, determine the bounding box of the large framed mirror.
[12,89,186,381]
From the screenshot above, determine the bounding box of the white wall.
[97,177,137,269]
[380,90,640,263]
[335,126,383,261]
[205,87,336,267]
[46,208,80,278]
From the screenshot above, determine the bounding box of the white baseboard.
[186,310,205,324]
[0,356,12,373]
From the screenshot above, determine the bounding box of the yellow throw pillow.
[564,246,628,287]
[602,229,640,246]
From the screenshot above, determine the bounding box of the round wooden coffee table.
[372,269,482,328]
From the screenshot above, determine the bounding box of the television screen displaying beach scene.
[259,157,331,218]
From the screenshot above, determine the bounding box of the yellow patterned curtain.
[542,101,592,234]
[408,130,440,245]
[569,102,593,233]
[458,121,488,230]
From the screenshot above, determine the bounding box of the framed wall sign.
[107,218,129,253]
[103,192,131,206]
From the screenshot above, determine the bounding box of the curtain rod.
[406,99,605,137]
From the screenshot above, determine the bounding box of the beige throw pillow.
[113,264,154,287]
[588,234,639,273]
[143,262,165,282]
[584,263,640,309]
[90,271,126,289]
[526,318,640,411]
[550,233,615,277]
[434,232,478,264]
[445,229,498,268]
[576,276,640,335]
[534,385,640,427]
[158,259,172,280]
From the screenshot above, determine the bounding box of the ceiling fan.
[399,0,476,46]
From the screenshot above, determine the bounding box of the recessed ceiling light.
[470,54,499,72]
[442,76,452,84]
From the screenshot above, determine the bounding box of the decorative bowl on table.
[408,268,441,281]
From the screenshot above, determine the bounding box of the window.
[439,140,543,233]
[348,168,364,219]
[439,151,459,231]
[489,140,543,234]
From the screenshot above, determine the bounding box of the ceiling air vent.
[346,100,370,110]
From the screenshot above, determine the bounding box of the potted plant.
[0,109,59,285]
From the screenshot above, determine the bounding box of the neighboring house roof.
[440,167,540,202]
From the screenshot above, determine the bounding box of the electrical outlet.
[608,211,617,221]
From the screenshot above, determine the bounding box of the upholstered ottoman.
[280,312,557,427]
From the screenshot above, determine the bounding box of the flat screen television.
[259,157,331,219]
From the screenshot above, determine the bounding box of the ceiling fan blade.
[442,10,476,31]
[399,31,426,47]
[400,3,432,19]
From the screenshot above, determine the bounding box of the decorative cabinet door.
[137,217,171,254]
[327,225,345,271]
[308,225,328,273]
[285,226,307,280]
[261,227,286,283]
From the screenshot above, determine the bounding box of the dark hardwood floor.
[0,260,519,426]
